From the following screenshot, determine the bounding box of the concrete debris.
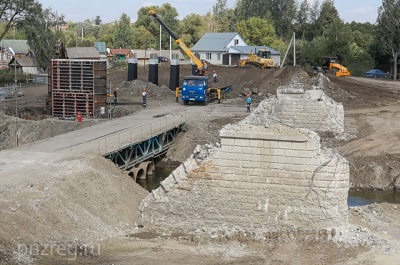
[192,143,218,163]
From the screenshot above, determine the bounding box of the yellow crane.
[149,9,206,75]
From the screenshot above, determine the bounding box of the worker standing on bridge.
[142,88,147,109]
[246,94,252,113]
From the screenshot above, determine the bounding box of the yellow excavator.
[149,9,206,75]
[322,57,350,77]
[239,48,277,68]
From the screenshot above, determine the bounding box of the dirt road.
[1,65,400,264]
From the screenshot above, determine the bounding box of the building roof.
[229,45,281,55]
[109,48,132,56]
[15,56,36,67]
[191,32,243,52]
[65,47,100,59]
[9,56,35,67]
[0,39,29,54]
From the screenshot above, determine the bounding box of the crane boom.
[149,9,204,74]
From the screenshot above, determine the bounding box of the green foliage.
[114,13,133,48]
[109,58,128,71]
[377,0,400,80]
[316,0,341,36]
[132,25,155,49]
[95,16,102,25]
[158,3,180,49]
[0,69,25,84]
[0,0,41,40]
[213,0,232,32]
[294,37,327,69]
[346,43,374,76]
[236,17,276,46]
[178,14,205,47]
[235,0,269,20]
[22,5,60,71]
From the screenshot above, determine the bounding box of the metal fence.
[98,112,186,155]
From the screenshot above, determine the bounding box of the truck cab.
[181,75,209,105]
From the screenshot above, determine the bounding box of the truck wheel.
[204,95,210,105]
[183,101,189,105]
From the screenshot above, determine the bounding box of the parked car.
[365,69,388,78]
[158,56,169,63]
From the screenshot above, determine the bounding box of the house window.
[234,39,239,45]
[195,52,200,59]
[206,53,212,60]
[217,53,221,61]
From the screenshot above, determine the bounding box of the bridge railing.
[98,111,186,155]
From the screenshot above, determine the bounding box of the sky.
[37,0,382,24]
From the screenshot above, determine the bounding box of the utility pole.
[14,56,18,146]
[159,24,162,54]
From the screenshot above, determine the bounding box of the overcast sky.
[38,0,381,24]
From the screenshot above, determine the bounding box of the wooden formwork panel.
[52,92,94,117]
[48,59,108,117]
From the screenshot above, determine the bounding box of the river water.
[137,166,400,207]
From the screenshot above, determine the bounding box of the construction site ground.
[1,63,400,264]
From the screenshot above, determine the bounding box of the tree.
[23,6,61,71]
[95,16,101,25]
[315,0,341,37]
[266,0,297,38]
[114,13,133,48]
[235,0,268,21]
[377,0,400,80]
[0,0,43,40]
[213,0,231,32]
[131,25,155,49]
[158,3,179,50]
[236,17,276,46]
[134,6,159,48]
[178,14,205,47]
[295,0,310,40]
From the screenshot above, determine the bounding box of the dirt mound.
[0,114,102,151]
[0,156,148,264]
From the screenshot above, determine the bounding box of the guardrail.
[98,111,186,155]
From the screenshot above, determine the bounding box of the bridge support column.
[128,161,155,181]
[127,58,138,81]
[148,56,158,85]
[169,59,180,91]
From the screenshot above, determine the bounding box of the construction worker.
[202,60,208,75]
[212,70,218,83]
[142,88,147,109]
[113,88,118,106]
[246,94,252,112]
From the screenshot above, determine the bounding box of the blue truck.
[180,75,231,105]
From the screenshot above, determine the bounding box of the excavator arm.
[149,9,203,71]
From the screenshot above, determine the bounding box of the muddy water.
[348,189,400,206]
[138,166,400,207]
[136,165,175,192]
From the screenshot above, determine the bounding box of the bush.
[0,70,29,85]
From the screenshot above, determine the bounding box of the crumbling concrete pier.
[139,77,349,239]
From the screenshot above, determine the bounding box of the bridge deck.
[0,105,186,184]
